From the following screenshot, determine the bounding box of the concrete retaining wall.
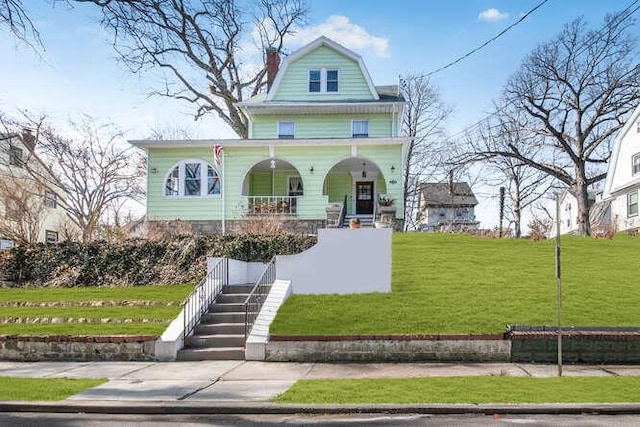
[265,335,510,362]
[0,335,157,362]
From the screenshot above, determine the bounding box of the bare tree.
[488,11,639,236]
[0,175,45,244]
[11,115,146,243]
[0,0,40,47]
[72,0,307,138]
[464,108,554,237]
[400,73,453,230]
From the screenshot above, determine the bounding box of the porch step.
[195,323,245,335]
[201,312,246,324]
[176,347,245,361]
[185,334,245,348]
[210,302,245,313]
[343,215,374,228]
[216,293,250,304]
[222,284,255,294]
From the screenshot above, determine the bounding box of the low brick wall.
[0,335,158,362]
[266,335,510,362]
[511,331,640,364]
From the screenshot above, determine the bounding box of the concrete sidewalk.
[2,361,640,404]
[0,361,640,415]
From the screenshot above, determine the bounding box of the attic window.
[308,69,338,93]
[633,153,640,175]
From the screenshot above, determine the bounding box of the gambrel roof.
[266,36,379,101]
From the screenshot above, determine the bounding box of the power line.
[446,0,640,140]
[422,0,550,78]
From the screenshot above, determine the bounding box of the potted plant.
[378,195,395,207]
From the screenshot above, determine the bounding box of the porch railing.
[246,196,299,215]
[244,257,276,340]
[182,258,228,339]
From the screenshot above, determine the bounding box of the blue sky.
[0,0,630,226]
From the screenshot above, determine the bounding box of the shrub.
[0,233,316,288]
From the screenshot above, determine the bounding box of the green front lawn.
[270,233,640,335]
[0,284,192,335]
[0,377,107,401]
[276,376,640,404]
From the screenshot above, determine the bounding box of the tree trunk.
[574,164,591,236]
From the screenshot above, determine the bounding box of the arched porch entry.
[241,158,304,215]
[323,157,387,217]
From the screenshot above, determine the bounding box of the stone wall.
[147,219,326,236]
[0,335,157,362]
[511,331,640,364]
[266,335,510,362]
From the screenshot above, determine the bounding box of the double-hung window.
[164,160,220,197]
[632,153,640,175]
[352,120,369,138]
[45,230,59,244]
[308,69,338,93]
[628,191,638,217]
[278,121,295,139]
[45,191,57,208]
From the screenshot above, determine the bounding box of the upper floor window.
[45,191,57,209]
[278,121,295,139]
[633,153,640,175]
[308,69,338,93]
[9,146,23,167]
[164,160,220,197]
[628,191,638,217]
[352,120,369,138]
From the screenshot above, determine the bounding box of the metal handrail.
[338,194,347,228]
[182,258,228,338]
[244,257,276,341]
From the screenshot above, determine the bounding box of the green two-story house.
[131,36,409,234]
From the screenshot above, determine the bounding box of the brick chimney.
[266,47,280,91]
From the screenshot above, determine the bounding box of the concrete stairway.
[177,284,254,361]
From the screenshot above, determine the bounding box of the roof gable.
[420,182,478,206]
[266,36,379,102]
[603,104,640,197]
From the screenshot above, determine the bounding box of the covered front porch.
[240,156,395,226]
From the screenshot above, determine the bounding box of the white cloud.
[290,16,390,58]
[478,8,509,22]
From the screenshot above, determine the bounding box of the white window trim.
[351,119,369,138]
[632,153,640,176]
[628,191,638,217]
[45,230,59,244]
[308,68,339,94]
[162,159,221,198]
[277,121,296,139]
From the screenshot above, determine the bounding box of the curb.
[1,401,640,415]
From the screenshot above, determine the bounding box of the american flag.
[213,145,223,168]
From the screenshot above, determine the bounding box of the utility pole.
[555,192,563,377]
[499,187,505,238]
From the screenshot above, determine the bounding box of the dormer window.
[633,153,640,175]
[308,69,339,93]
[278,121,295,139]
[352,120,369,138]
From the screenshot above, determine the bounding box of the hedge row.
[0,233,317,287]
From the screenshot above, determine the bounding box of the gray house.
[417,182,479,232]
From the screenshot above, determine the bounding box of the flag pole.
[221,149,226,235]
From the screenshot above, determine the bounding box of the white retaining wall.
[276,228,392,295]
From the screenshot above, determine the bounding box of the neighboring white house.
[417,181,479,232]
[0,132,75,246]
[549,189,601,236]
[601,104,640,233]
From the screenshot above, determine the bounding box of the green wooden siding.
[273,45,375,101]
[252,114,393,139]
